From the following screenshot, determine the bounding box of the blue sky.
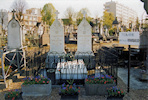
[0,0,147,20]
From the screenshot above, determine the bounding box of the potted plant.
[59,80,80,100]
[107,86,125,100]
[21,75,51,98]
[85,74,116,95]
[5,89,22,100]
[64,53,74,61]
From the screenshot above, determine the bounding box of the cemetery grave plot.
[46,53,96,85]
[55,59,87,80]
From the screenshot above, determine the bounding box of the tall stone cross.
[12,9,16,18]
[55,10,59,19]
[82,10,86,18]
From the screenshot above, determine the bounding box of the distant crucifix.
[12,9,16,18]
[55,10,59,19]
[82,10,86,18]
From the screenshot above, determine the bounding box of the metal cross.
[55,10,59,19]
[12,9,16,18]
[82,10,86,18]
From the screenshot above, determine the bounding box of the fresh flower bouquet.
[59,80,80,96]
[85,74,115,84]
[22,75,50,86]
[59,83,80,96]
[64,53,74,61]
[107,86,125,97]
[5,89,22,100]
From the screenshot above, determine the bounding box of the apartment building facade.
[23,8,42,34]
[104,1,137,28]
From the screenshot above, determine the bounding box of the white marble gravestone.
[75,11,94,56]
[7,10,22,50]
[46,10,65,68]
[48,10,65,55]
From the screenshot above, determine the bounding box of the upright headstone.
[121,26,124,32]
[46,10,65,68]
[75,11,94,57]
[100,21,103,35]
[41,22,50,46]
[7,10,22,50]
[49,10,65,54]
[105,28,109,36]
[69,33,74,40]
[0,25,2,35]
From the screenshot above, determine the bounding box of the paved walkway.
[118,67,148,89]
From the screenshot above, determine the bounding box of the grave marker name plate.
[119,32,140,45]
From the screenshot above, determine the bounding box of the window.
[30,16,32,20]
[24,16,28,19]
[33,17,37,21]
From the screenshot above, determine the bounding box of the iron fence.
[0,45,121,86]
[97,46,119,85]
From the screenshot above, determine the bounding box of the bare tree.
[0,9,7,36]
[64,7,75,26]
[11,0,27,22]
[76,8,91,25]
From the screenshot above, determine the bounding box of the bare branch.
[11,0,27,22]
[64,7,75,25]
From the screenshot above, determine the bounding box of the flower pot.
[5,95,23,100]
[60,94,78,100]
[5,97,23,100]
[21,81,52,97]
[85,83,115,95]
[107,96,124,100]
[5,92,23,100]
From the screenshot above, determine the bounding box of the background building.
[23,8,42,34]
[104,1,137,29]
[0,9,13,36]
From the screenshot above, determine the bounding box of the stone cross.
[82,10,86,18]
[55,10,59,19]
[12,9,16,18]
